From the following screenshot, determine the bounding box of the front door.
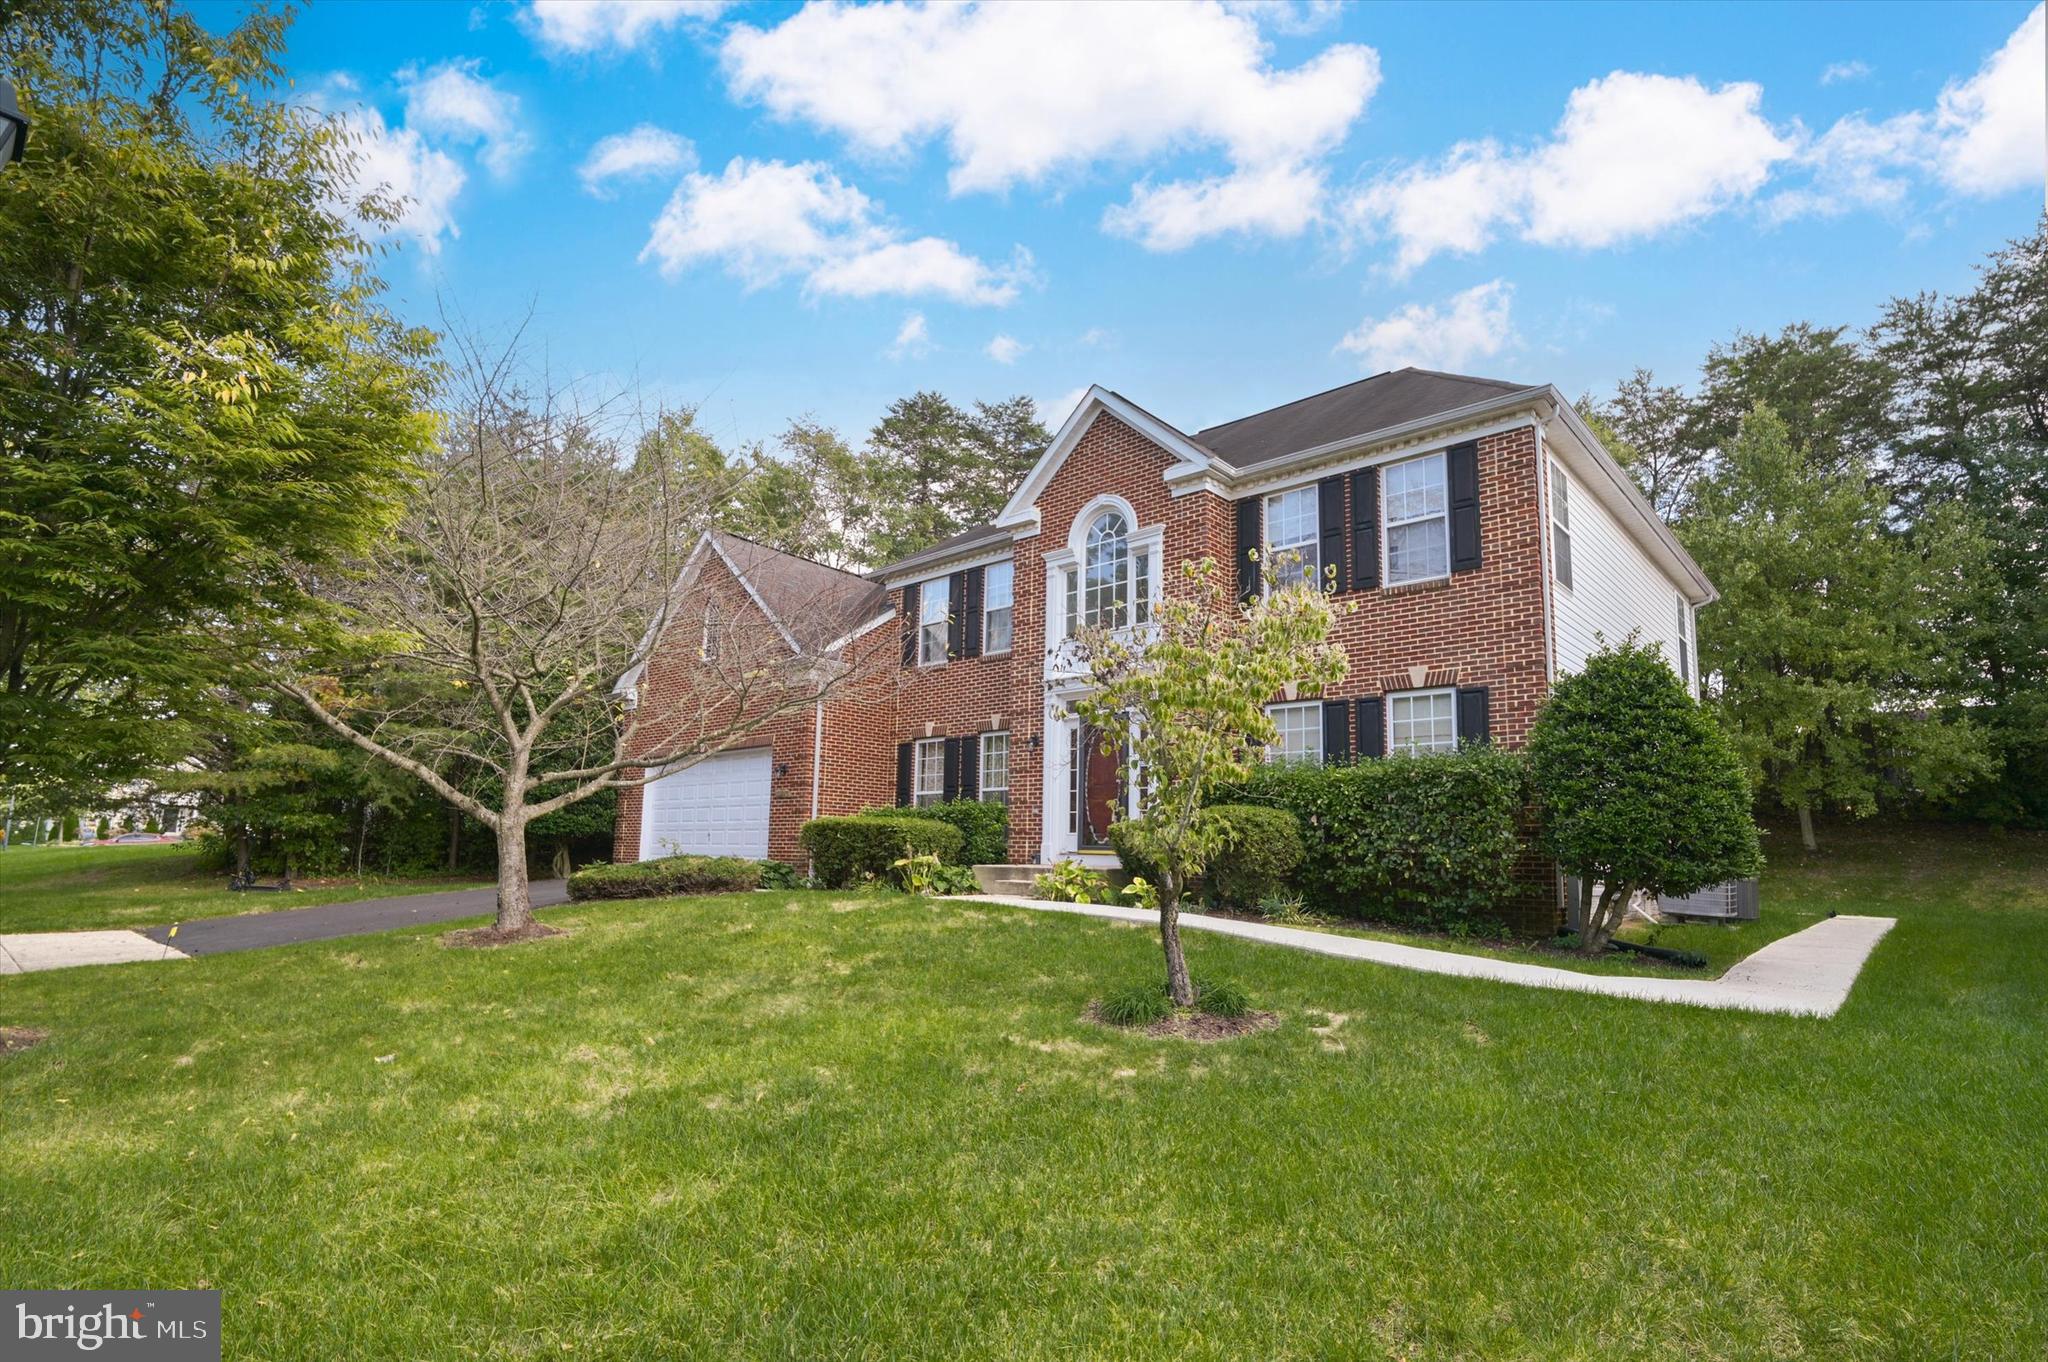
[1080,724,1124,849]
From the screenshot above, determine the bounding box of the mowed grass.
[0,843,491,933]
[1,825,2043,1359]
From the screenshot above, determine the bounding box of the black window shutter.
[1317,475,1348,594]
[1322,699,1351,763]
[1234,497,1261,601]
[960,734,980,800]
[1354,696,1384,758]
[942,737,962,801]
[1449,441,1482,573]
[1456,686,1491,746]
[900,583,920,666]
[1350,466,1379,590]
[961,567,985,658]
[945,571,966,659]
[895,741,913,805]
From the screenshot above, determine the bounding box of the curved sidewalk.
[959,895,1895,1017]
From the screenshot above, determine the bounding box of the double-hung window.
[1388,689,1457,755]
[1676,594,1691,688]
[979,732,1010,805]
[1264,485,1320,590]
[913,738,946,807]
[983,562,1014,655]
[1551,463,1574,590]
[1383,452,1450,585]
[1265,701,1323,764]
[918,577,950,666]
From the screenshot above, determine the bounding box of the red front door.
[1081,725,1124,849]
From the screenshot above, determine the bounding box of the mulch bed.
[1,1026,50,1055]
[1084,1002,1279,1043]
[442,922,567,949]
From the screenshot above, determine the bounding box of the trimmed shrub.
[1107,804,1303,910]
[859,800,1007,865]
[1233,747,1529,929]
[566,854,763,902]
[800,815,963,888]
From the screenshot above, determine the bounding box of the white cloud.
[1335,280,1516,375]
[1078,327,1113,347]
[522,0,732,57]
[579,124,697,197]
[985,333,1027,364]
[889,311,931,359]
[318,92,467,253]
[722,1,1379,249]
[1821,60,1873,86]
[1930,2,2045,196]
[639,157,1030,305]
[1221,0,1342,36]
[1347,73,1792,273]
[1040,385,1092,428]
[399,59,528,179]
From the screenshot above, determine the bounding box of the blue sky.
[275,0,2046,452]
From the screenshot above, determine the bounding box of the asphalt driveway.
[134,880,570,956]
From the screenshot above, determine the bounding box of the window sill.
[1379,575,1453,597]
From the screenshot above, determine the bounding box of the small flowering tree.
[1068,558,1346,1005]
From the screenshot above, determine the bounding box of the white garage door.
[639,748,772,860]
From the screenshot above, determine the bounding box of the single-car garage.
[638,748,772,860]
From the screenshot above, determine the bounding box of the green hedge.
[1232,749,1529,927]
[1108,804,1304,909]
[566,854,764,901]
[859,800,1007,865]
[800,815,964,888]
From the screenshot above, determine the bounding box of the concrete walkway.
[958,895,1896,1017]
[0,881,569,974]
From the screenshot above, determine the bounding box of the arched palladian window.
[1077,510,1151,630]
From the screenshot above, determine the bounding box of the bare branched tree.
[271,333,874,937]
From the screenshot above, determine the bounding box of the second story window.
[918,577,950,666]
[1552,462,1574,590]
[1083,511,1132,629]
[1676,593,1691,687]
[1384,452,1449,585]
[984,561,1014,654]
[1264,485,1320,589]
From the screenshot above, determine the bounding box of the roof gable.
[993,386,1216,534]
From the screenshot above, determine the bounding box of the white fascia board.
[613,535,713,696]
[1539,389,1717,605]
[876,543,1015,591]
[994,386,1214,530]
[1216,410,1547,498]
[825,609,897,655]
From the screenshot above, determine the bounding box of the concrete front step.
[973,864,1050,895]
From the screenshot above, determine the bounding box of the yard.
[1,824,2042,1359]
[0,842,492,934]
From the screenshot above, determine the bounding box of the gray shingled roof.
[1194,368,1535,469]
[714,532,888,648]
[869,522,1011,582]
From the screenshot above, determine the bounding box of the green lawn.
[0,842,492,934]
[1,824,2043,1359]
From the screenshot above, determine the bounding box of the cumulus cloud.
[399,59,529,179]
[522,0,732,57]
[889,311,931,359]
[640,157,1031,305]
[1335,280,1516,375]
[985,333,1027,364]
[1821,60,1873,86]
[1346,73,1792,273]
[579,124,697,197]
[309,77,467,253]
[722,0,1379,250]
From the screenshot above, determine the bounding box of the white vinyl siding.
[980,732,1010,805]
[1550,458,1699,696]
[1383,452,1450,585]
[983,562,1013,654]
[1388,689,1457,755]
[1263,485,1320,589]
[1265,701,1323,764]
[918,577,950,666]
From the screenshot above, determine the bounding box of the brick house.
[612,368,1714,927]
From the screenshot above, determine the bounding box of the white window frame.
[1676,593,1692,689]
[1551,461,1573,591]
[983,562,1014,656]
[913,737,946,807]
[979,732,1010,805]
[1263,484,1321,591]
[917,576,950,667]
[1082,510,1134,630]
[1382,451,1451,587]
[1387,687,1458,756]
[1265,701,1323,765]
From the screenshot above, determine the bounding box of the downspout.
[808,697,825,879]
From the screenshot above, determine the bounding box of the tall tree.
[1683,404,1991,848]
[0,0,436,797]
[1683,324,1899,483]
[960,395,1051,525]
[862,392,1049,564]
[1582,369,1699,520]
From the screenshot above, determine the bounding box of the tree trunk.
[446,805,460,873]
[1158,872,1195,1006]
[1579,881,1628,954]
[233,827,252,880]
[1798,804,1817,852]
[494,815,534,933]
